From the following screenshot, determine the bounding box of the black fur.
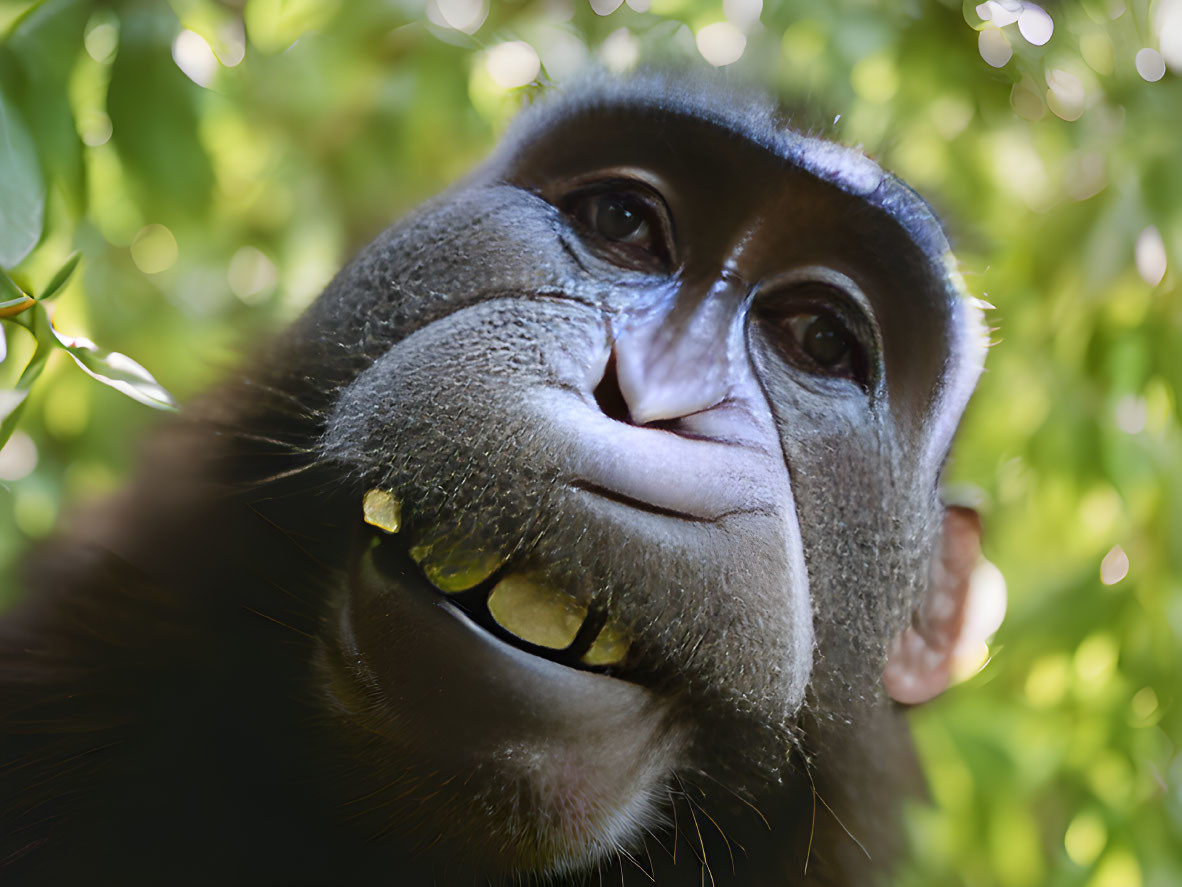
[1,73,983,885]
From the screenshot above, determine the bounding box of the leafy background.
[1,0,1180,884]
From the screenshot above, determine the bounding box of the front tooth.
[487,575,588,649]
[580,617,631,667]
[362,489,402,534]
[410,542,504,594]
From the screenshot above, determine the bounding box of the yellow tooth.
[487,575,588,650]
[411,543,504,594]
[580,617,631,667]
[362,489,402,534]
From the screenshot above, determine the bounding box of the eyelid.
[547,170,678,268]
[752,267,881,352]
[751,267,883,391]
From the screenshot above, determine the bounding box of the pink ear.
[883,506,1003,705]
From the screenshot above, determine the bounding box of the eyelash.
[558,182,675,269]
[753,292,875,390]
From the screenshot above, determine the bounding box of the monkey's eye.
[756,289,875,390]
[585,193,651,243]
[785,313,854,370]
[560,183,674,269]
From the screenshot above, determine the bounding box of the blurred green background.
[1,0,1180,884]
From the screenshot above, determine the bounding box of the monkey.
[0,71,990,886]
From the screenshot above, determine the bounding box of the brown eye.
[560,182,674,269]
[756,286,875,390]
[786,313,853,370]
[587,194,649,243]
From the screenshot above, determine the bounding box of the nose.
[609,275,749,425]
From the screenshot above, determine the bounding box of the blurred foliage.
[1,0,1180,884]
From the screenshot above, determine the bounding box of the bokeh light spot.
[429,0,488,32]
[1064,811,1107,866]
[1157,0,1182,70]
[14,486,56,537]
[484,42,540,89]
[600,27,640,72]
[1114,395,1146,434]
[976,0,1021,27]
[130,224,179,275]
[1134,47,1166,81]
[1074,632,1118,683]
[1064,150,1107,200]
[172,29,219,89]
[1010,79,1046,120]
[79,111,113,148]
[1135,225,1167,286]
[1046,67,1086,120]
[1099,545,1129,585]
[0,431,38,482]
[1017,4,1053,45]
[228,247,279,305]
[695,21,746,66]
[931,95,974,139]
[1080,32,1115,74]
[781,20,825,65]
[978,27,1013,67]
[1025,653,1071,707]
[851,53,899,103]
[1130,686,1159,720]
[723,0,762,31]
[589,0,625,15]
[84,19,118,63]
[215,20,247,66]
[1087,848,1142,887]
[538,28,588,81]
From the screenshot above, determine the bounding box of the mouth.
[337,494,685,879]
[358,522,633,674]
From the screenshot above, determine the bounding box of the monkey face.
[307,77,986,879]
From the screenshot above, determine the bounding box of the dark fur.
[1,73,980,885]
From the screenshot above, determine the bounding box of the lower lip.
[342,544,659,742]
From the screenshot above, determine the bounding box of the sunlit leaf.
[0,266,26,301]
[7,0,89,216]
[50,328,178,411]
[0,79,44,266]
[0,295,35,318]
[0,267,34,318]
[39,251,80,301]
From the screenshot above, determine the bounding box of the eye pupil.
[595,197,643,241]
[802,315,850,367]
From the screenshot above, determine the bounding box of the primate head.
[2,72,993,886]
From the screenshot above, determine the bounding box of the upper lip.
[535,388,780,523]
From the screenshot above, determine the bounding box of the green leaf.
[0,265,26,300]
[39,251,80,301]
[0,266,34,317]
[107,8,213,219]
[0,79,45,266]
[50,327,178,411]
[0,387,31,450]
[7,0,89,217]
[0,302,54,449]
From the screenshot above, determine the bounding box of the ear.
[883,505,1005,705]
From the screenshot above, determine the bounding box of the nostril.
[593,355,631,424]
